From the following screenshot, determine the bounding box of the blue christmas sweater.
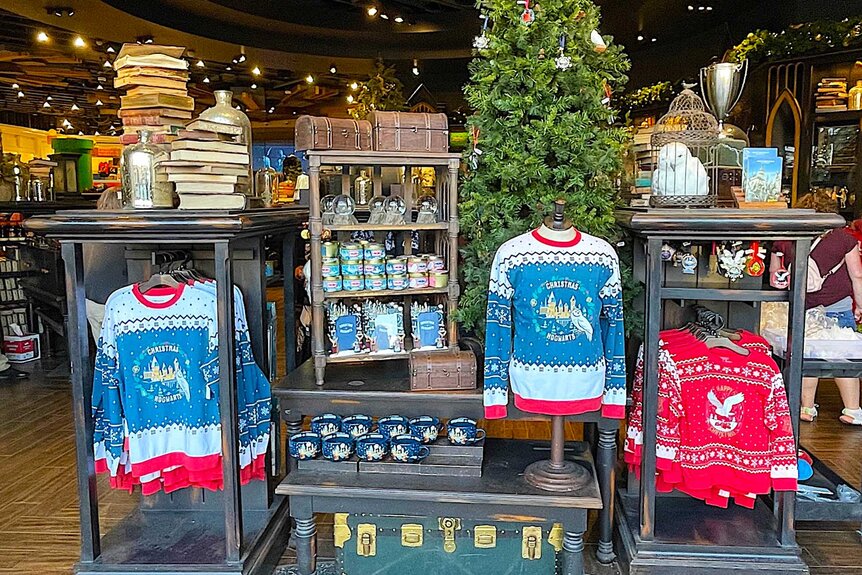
[92,282,270,490]
[484,229,626,419]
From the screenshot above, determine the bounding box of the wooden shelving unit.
[307,150,462,386]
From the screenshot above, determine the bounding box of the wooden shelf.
[324,286,449,299]
[814,109,862,125]
[661,287,790,302]
[326,352,410,363]
[327,222,448,232]
[306,150,461,166]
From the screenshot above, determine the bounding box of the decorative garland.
[619,81,674,112]
[727,17,862,64]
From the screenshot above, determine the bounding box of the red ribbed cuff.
[484,405,508,419]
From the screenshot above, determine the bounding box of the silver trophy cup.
[700,60,748,140]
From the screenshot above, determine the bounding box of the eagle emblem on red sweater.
[707,388,745,436]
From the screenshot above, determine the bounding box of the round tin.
[365,275,387,291]
[341,260,364,276]
[426,256,446,272]
[363,259,385,276]
[321,258,340,278]
[386,257,407,275]
[322,276,342,293]
[321,241,339,259]
[387,274,409,291]
[407,257,428,274]
[339,242,363,261]
[364,242,386,260]
[343,275,365,291]
[408,273,429,289]
[428,270,449,288]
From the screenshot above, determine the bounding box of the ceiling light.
[11,83,18,89]
[347,95,355,104]
[329,63,337,74]
[103,60,111,68]
[16,91,24,98]
[78,131,83,136]
[225,66,232,71]
[235,105,241,110]
[252,66,261,76]
[306,74,314,84]
[251,83,257,89]
[705,5,713,10]
[36,31,49,43]
[95,99,103,106]
[268,107,275,114]
[203,76,210,83]
[687,4,694,9]
[73,36,86,48]
[637,34,644,41]
[367,6,378,16]
[106,46,115,53]
[412,59,420,76]
[698,5,705,9]
[62,119,71,127]
[43,101,51,108]
[350,81,359,90]
[196,59,205,68]
[136,35,154,44]
[651,37,657,42]
[394,16,404,23]
[232,52,246,64]
[46,96,52,101]
[94,131,99,136]
[71,103,80,111]
[380,13,389,19]
[96,84,103,90]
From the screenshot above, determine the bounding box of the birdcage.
[649,88,720,208]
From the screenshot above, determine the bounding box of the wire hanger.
[684,306,749,355]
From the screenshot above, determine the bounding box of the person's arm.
[844,245,862,321]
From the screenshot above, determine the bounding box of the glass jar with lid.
[121,130,172,209]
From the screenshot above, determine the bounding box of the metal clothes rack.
[26,208,307,575]
[615,208,843,575]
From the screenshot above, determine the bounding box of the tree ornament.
[538,48,546,60]
[555,35,572,70]
[517,0,535,24]
[576,10,586,20]
[591,29,607,52]
[473,15,491,50]
[718,241,747,282]
[469,125,483,170]
[601,80,612,104]
[745,241,766,276]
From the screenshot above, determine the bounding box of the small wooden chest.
[409,349,476,391]
[369,111,449,153]
[294,115,372,152]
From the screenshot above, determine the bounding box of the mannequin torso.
[536,223,577,243]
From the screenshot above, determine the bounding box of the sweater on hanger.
[483,229,626,419]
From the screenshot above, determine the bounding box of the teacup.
[447,417,486,445]
[390,434,430,463]
[322,432,354,461]
[310,413,342,437]
[355,432,389,462]
[409,416,443,444]
[377,415,410,440]
[288,431,321,460]
[341,414,374,439]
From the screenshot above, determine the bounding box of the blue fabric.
[826,309,857,330]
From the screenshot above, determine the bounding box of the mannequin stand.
[524,415,591,492]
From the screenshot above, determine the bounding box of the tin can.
[386,257,408,275]
[323,276,343,292]
[364,242,386,260]
[408,273,429,289]
[365,274,387,291]
[363,259,385,276]
[321,258,340,277]
[407,256,428,274]
[341,260,363,276]
[429,270,449,288]
[321,241,339,258]
[426,256,446,272]
[387,274,409,290]
[343,275,365,291]
[339,242,363,261]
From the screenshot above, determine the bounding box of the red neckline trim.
[132,283,185,309]
[532,228,581,247]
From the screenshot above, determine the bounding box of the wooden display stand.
[615,208,844,575]
[26,208,307,575]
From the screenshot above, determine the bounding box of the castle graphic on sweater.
[483,228,626,419]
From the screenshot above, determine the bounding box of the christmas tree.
[458,0,631,336]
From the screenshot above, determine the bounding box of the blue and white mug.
[288,431,321,460]
[355,432,389,461]
[390,434,430,463]
[322,432,354,461]
[409,416,443,444]
[311,413,342,437]
[377,415,410,440]
[447,417,486,445]
[342,414,374,439]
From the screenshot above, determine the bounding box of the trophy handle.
[728,59,749,116]
[699,67,712,114]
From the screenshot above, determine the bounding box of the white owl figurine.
[652,143,709,197]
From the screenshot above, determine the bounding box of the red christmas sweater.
[625,330,797,507]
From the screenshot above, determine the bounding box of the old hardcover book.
[122,115,186,127]
[122,124,181,135]
[115,75,189,91]
[171,140,246,153]
[184,119,244,136]
[119,107,192,119]
[114,53,189,72]
[124,86,188,99]
[119,133,178,145]
[167,173,238,184]
[160,160,248,176]
[116,43,186,60]
[121,93,194,111]
[169,149,249,164]
[178,193,247,210]
[174,182,238,194]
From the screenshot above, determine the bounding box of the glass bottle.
[353,169,372,205]
[198,90,253,196]
[254,156,280,207]
[11,157,27,202]
[850,80,862,111]
[121,130,171,209]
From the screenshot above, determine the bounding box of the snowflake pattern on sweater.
[483,229,626,419]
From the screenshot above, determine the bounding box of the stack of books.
[631,127,654,206]
[816,77,848,112]
[161,120,249,210]
[113,44,193,145]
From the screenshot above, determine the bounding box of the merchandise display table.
[276,438,602,575]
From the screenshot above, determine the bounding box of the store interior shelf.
[801,357,862,377]
[794,450,862,522]
[307,150,462,166]
[327,222,449,232]
[324,286,449,299]
[326,351,411,363]
[661,287,790,302]
[813,109,862,125]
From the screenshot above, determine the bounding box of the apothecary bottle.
[199,90,254,195]
[121,130,171,209]
[255,156,280,207]
[850,80,862,111]
[354,169,371,205]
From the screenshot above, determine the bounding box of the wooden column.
[447,159,460,348]
[308,156,326,386]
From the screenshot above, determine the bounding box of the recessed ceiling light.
[380,13,389,19]
[225,66,232,71]
[367,6,378,16]
[394,16,404,23]
[705,5,713,10]
[196,60,205,68]
[412,59,420,76]
[651,37,657,42]
[11,83,18,89]
[698,5,705,9]
[73,36,85,48]
[330,63,337,74]
[16,91,24,98]
[42,101,51,108]
[688,4,694,9]
[106,46,115,53]
[203,76,210,83]
[306,74,314,84]
[637,34,644,41]
[94,130,99,136]
[36,31,49,43]
[46,96,52,101]
[252,66,261,76]
[268,107,275,114]
[78,130,83,136]
[96,84,103,90]
[71,103,80,111]
[251,83,257,89]
[95,99,103,106]
[103,60,111,68]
